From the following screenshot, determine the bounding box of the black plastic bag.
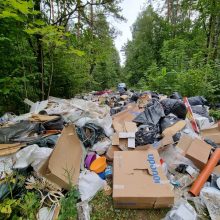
[135,125,159,146]
[160,115,180,133]
[160,98,187,119]
[188,96,208,106]
[133,99,165,125]
[43,115,64,130]
[77,123,104,148]
[0,121,45,144]
[130,93,140,102]
[170,92,182,100]
[29,134,59,148]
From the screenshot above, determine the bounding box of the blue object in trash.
[105,165,112,178]
[98,172,106,180]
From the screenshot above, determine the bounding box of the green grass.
[90,191,169,220]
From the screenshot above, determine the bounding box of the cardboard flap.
[133,162,153,175]
[47,125,82,187]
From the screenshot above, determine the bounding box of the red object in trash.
[189,148,220,196]
[94,90,112,96]
[183,97,200,133]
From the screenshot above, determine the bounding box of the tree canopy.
[124,0,220,103]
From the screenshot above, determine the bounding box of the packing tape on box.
[113,185,125,190]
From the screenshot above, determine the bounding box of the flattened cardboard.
[112,104,143,123]
[176,134,193,155]
[39,125,82,190]
[162,120,186,137]
[0,143,25,156]
[112,133,119,146]
[113,121,124,133]
[124,122,138,132]
[105,145,121,161]
[185,139,212,170]
[29,114,59,122]
[113,149,174,209]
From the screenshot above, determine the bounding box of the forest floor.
[90,191,169,220]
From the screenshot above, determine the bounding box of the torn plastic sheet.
[74,115,113,137]
[13,144,52,171]
[24,98,48,114]
[37,207,54,220]
[133,99,165,125]
[162,198,197,220]
[78,170,106,201]
[77,200,91,220]
[69,98,110,118]
[159,145,196,170]
[0,155,14,180]
[200,187,220,220]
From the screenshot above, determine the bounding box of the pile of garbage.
[0,90,220,220]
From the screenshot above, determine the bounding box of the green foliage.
[0,0,122,115]
[58,187,79,220]
[0,192,40,220]
[209,109,220,120]
[124,3,220,103]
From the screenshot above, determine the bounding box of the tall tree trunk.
[35,0,45,100]
[77,0,81,37]
[212,16,220,61]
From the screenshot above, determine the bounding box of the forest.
[0,0,220,115]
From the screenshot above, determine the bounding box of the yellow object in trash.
[90,157,107,173]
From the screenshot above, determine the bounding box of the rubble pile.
[0,90,220,219]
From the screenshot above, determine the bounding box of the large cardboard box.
[39,125,83,190]
[185,138,212,170]
[113,149,174,209]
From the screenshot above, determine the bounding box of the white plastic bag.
[91,138,111,155]
[200,187,220,220]
[78,170,106,201]
[13,144,52,171]
[163,199,197,220]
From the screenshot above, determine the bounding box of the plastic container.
[90,157,107,173]
[85,152,96,169]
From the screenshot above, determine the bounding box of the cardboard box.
[39,125,82,190]
[112,121,137,150]
[201,124,220,144]
[113,149,174,209]
[185,139,212,170]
